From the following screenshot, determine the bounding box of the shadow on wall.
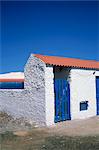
[53,66,71,82]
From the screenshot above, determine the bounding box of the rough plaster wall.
[45,66,54,126]
[0,89,36,120]
[0,55,46,126]
[70,69,97,120]
[24,55,46,126]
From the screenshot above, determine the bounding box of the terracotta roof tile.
[0,79,24,82]
[34,54,99,69]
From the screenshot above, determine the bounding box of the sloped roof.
[34,54,99,69]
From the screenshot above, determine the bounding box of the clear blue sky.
[1,1,99,73]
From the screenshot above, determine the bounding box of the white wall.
[70,69,97,120]
[0,89,38,124]
[45,66,55,126]
[95,71,99,76]
[45,68,99,124]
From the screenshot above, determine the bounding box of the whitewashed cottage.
[0,54,99,126]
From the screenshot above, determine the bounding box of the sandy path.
[46,116,99,136]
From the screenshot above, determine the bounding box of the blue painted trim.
[67,83,71,120]
[0,82,24,89]
[54,79,71,123]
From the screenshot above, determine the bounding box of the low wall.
[0,89,37,124]
[0,54,46,126]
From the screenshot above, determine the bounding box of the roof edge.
[33,54,99,69]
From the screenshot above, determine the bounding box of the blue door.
[96,77,99,115]
[54,79,71,122]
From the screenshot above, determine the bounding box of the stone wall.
[24,54,46,125]
[0,54,46,126]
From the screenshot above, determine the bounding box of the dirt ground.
[46,116,99,136]
[12,116,99,137]
[0,111,99,136]
[0,115,99,150]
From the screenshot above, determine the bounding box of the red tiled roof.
[34,54,99,69]
[0,79,24,82]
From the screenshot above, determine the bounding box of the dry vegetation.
[0,130,99,150]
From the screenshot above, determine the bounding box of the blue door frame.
[54,79,71,123]
[96,77,99,115]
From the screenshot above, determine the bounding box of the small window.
[0,82,24,89]
[80,101,88,111]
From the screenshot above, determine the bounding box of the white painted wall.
[45,66,55,126]
[95,71,99,76]
[70,69,97,120]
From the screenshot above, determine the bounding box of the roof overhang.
[34,54,99,70]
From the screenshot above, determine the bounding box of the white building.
[0,54,99,126]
